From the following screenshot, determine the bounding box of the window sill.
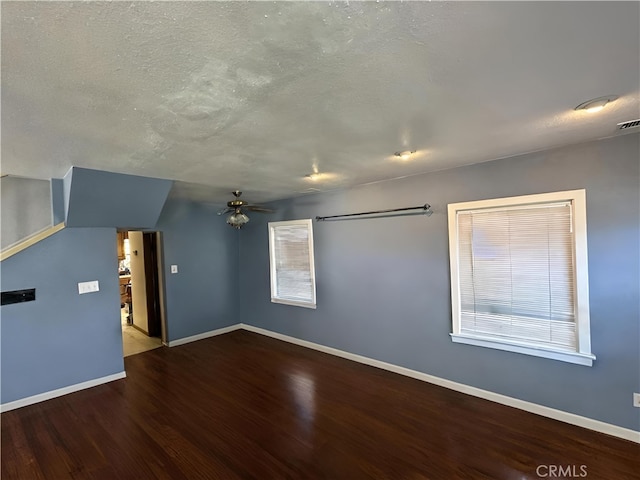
[450,334,595,366]
[271,298,317,309]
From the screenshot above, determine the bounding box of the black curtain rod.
[316,204,431,221]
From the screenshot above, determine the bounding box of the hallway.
[121,308,162,357]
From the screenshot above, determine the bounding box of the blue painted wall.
[1,227,124,404]
[0,193,239,405]
[64,167,173,229]
[238,133,640,431]
[2,135,637,432]
[156,198,239,342]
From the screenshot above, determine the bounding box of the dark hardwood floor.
[2,330,638,479]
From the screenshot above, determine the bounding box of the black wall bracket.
[1,288,36,306]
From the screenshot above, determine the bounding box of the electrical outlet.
[78,280,99,294]
[171,265,178,274]
[633,393,640,408]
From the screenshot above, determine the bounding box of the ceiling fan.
[217,190,273,229]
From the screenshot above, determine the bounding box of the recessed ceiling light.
[575,95,618,113]
[304,172,338,182]
[394,150,416,161]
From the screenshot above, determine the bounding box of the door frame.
[119,229,168,346]
[154,232,169,345]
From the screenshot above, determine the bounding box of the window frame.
[268,218,317,309]
[447,189,595,366]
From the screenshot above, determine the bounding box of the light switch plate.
[633,393,640,408]
[171,265,178,274]
[78,280,99,294]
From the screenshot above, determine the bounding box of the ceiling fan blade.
[217,207,234,215]
[245,205,274,213]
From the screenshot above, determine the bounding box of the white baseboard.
[240,324,640,444]
[1,325,242,411]
[1,371,126,413]
[5,325,637,444]
[167,324,242,347]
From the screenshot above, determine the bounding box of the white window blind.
[269,219,316,308]
[457,203,576,350]
[448,190,594,366]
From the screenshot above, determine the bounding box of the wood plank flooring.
[2,330,638,479]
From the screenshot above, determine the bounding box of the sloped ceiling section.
[2,2,639,204]
[63,167,173,229]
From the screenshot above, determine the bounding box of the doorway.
[117,230,165,356]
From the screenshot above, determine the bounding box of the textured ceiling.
[2,1,639,204]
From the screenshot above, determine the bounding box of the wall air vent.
[617,119,640,130]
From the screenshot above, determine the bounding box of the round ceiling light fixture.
[304,172,338,182]
[574,95,619,113]
[394,150,416,161]
[226,208,250,229]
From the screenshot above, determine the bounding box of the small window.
[447,190,594,366]
[268,219,316,309]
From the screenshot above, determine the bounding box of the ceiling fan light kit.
[226,209,250,229]
[218,191,273,229]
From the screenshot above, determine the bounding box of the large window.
[447,190,594,366]
[268,219,316,309]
